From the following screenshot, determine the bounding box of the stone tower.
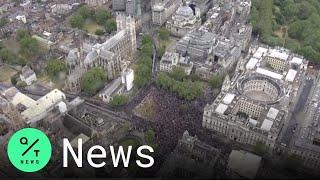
[116,13,137,55]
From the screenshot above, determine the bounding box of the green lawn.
[0,65,18,84]
[84,19,104,34]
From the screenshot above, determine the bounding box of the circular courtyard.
[237,75,283,104]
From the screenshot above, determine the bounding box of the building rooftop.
[261,119,273,132]
[21,89,66,123]
[256,68,283,80]
[223,93,236,105]
[267,107,279,120]
[246,57,259,70]
[285,69,297,82]
[215,103,228,115]
[291,57,303,65]
[228,150,261,179]
[267,49,289,61]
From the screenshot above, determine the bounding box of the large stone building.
[65,14,137,93]
[202,46,308,151]
[166,4,201,37]
[176,29,216,62]
[159,52,194,75]
[113,0,141,17]
[152,0,182,25]
[175,29,241,80]
[113,0,126,10]
[99,68,134,103]
[188,0,214,16]
[0,87,68,125]
[158,131,225,178]
[290,73,320,170]
[170,0,252,80]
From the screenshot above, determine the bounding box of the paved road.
[281,77,314,145]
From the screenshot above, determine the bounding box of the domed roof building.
[166,4,201,37]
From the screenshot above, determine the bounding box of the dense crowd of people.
[125,85,232,173]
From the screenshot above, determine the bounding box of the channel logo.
[7,128,52,172]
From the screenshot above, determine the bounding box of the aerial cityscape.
[0,0,320,178]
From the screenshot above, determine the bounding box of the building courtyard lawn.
[84,19,104,34]
[0,65,18,84]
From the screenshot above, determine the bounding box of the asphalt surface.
[281,78,314,145]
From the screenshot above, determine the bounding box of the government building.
[202,46,308,150]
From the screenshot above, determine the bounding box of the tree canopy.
[78,5,92,19]
[134,35,154,88]
[0,47,25,66]
[156,72,203,101]
[19,36,40,59]
[46,59,68,79]
[110,94,128,106]
[81,67,107,95]
[208,74,224,89]
[158,27,170,41]
[69,6,116,35]
[15,29,41,60]
[169,67,187,81]
[105,19,117,34]
[96,9,111,25]
[69,14,85,29]
[251,0,320,62]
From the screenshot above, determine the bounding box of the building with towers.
[64,14,137,94]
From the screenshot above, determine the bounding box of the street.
[280,77,314,146]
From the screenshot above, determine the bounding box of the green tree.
[142,35,153,45]
[110,94,128,106]
[96,9,111,25]
[251,0,320,64]
[158,27,170,41]
[78,5,92,19]
[288,20,307,40]
[156,73,173,90]
[19,37,40,58]
[16,29,29,41]
[169,67,187,81]
[156,72,203,101]
[298,1,315,20]
[46,59,68,79]
[11,75,18,85]
[141,43,153,57]
[0,48,16,65]
[190,74,200,82]
[95,29,105,36]
[134,61,152,88]
[105,19,117,34]
[209,75,224,89]
[69,14,85,29]
[81,67,107,95]
[299,46,319,62]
